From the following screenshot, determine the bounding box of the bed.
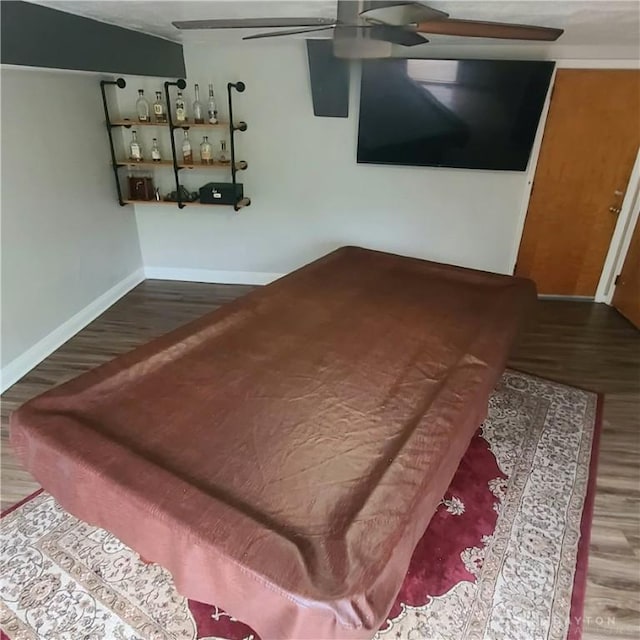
[10,246,536,639]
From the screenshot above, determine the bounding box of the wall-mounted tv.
[357,58,554,171]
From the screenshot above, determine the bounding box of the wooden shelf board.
[124,200,189,206]
[116,161,174,168]
[180,162,243,170]
[111,120,167,127]
[117,161,245,170]
[111,119,226,128]
[124,200,244,208]
[173,122,227,129]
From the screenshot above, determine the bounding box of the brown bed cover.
[11,246,536,639]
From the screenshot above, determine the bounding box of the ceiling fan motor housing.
[333,0,393,59]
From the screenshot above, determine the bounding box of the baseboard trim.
[537,294,595,301]
[144,267,284,286]
[0,269,145,393]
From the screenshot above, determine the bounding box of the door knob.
[609,206,621,214]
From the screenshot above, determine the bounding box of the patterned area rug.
[0,370,600,640]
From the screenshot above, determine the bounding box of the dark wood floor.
[1,281,639,639]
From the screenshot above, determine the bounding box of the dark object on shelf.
[166,186,198,202]
[199,182,243,205]
[306,39,349,118]
[128,175,155,201]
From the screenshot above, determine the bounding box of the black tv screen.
[357,58,554,171]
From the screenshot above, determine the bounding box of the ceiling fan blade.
[360,2,448,26]
[243,24,425,47]
[416,18,564,41]
[365,25,428,46]
[173,17,335,30]
[243,25,336,40]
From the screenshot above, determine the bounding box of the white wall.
[131,39,537,280]
[1,67,143,388]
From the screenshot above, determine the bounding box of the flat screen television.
[357,58,554,171]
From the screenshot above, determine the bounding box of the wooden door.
[613,216,640,328]
[516,69,640,296]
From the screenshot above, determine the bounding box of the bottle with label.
[151,138,162,162]
[207,83,218,124]
[136,90,150,122]
[200,136,213,165]
[218,140,230,164]
[153,91,167,123]
[182,130,193,164]
[175,91,187,123]
[193,84,204,124]
[129,130,143,161]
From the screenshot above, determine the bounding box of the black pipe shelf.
[100,77,250,211]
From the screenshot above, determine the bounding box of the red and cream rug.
[0,370,600,640]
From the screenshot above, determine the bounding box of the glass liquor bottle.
[218,140,230,164]
[129,130,143,161]
[200,136,213,165]
[175,91,187,123]
[207,83,218,124]
[182,130,193,164]
[153,91,167,123]
[151,138,162,162]
[136,90,150,122]
[192,84,204,124]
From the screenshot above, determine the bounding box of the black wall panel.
[1,1,186,78]
[306,39,350,118]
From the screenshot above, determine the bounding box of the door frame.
[509,60,640,302]
[595,148,640,303]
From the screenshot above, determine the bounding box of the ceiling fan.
[172,1,564,59]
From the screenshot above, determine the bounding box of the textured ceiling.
[30,1,640,57]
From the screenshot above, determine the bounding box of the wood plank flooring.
[1,281,638,639]
[509,300,640,640]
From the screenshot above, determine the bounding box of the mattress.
[11,246,536,639]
